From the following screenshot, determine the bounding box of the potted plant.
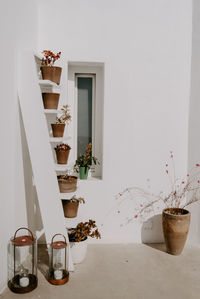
[74,143,99,179]
[40,50,62,84]
[51,105,71,137]
[62,196,85,218]
[116,151,200,255]
[54,143,71,164]
[68,220,101,264]
[57,175,78,193]
[42,93,60,110]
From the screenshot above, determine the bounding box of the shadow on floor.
[38,244,49,280]
[143,243,166,253]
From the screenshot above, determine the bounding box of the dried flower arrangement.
[68,220,101,242]
[69,195,85,204]
[41,50,61,66]
[54,143,71,152]
[74,143,99,172]
[55,105,71,124]
[115,151,200,223]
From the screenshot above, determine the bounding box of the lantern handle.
[13,227,34,240]
[51,233,67,244]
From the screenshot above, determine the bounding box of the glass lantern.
[48,234,69,285]
[8,227,37,294]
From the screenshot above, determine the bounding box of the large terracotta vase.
[162,208,191,255]
[40,66,62,84]
[62,200,79,218]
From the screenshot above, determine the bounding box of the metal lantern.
[48,234,69,285]
[8,227,37,294]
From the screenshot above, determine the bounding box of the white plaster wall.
[0,0,38,292]
[38,0,193,243]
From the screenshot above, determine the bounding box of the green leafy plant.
[68,220,101,242]
[41,50,61,66]
[69,195,85,204]
[55,105,71,124]
[54,143,71,152]
[74,143,99,172]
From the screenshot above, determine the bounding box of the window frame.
[67,63,104,179]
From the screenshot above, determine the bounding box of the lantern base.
[48,270,69,285]
[8,274,38,294]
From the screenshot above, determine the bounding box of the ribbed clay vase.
[40,66,62,84]
[162,208,191,255]
[42,93,60,109]
[62,200,79,218]
[51,124,65,137]
[58,176,78,193]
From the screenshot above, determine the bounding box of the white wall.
[38,0,193,242]
[0,0,38,292]
[187,0,200,244]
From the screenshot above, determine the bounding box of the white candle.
[19,277,29,287]
[54,270,63,280]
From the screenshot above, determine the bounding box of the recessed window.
[76,75,94,157]
[68,62,104,179]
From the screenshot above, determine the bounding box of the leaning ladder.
[18,51,74,271]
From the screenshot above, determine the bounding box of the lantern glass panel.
[7,228,37,293]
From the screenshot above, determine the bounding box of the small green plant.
[68,220,101,242]
[69,195,85,204]
[55,105,71,124]
[74,143,99,173]
[54,143,71,152]
[41,50,61,66]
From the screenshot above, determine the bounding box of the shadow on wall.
[188,0,200,244]
[19,103,43,235]
[141,214,164,244]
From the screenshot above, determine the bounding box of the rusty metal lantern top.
[51,234,67,249]
[12,228,35,246]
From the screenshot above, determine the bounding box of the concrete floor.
[1,243,200,299]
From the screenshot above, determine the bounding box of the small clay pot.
[40,66,62,84]
[56,150,70,164]
[42,93,60,109]
[162,208,191,255]
[62,200,79,218]
[58,176,78,193]
[51,124,65,137]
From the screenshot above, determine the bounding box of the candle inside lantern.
[19,276,29,287]
[54,270,63,280]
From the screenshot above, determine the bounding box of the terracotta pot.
[58,176,78,193]
[51,124,65,137]
[69,239,87,264]
[42,93,60,109]
[162,208,191,255]
[40,66,62,84]
[62,200,79,218]
[56,149,70,164]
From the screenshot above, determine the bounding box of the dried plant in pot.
[68,220,101,264]
[42,93,60,109]
[62,196,85,218]
[55,143,71,164]
[40,50,62,84]
[51,105,71,137]
[116,151,200,255]
[74,143,99,179]
[57,175,78,193]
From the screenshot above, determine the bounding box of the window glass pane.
[77,77,92,156]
